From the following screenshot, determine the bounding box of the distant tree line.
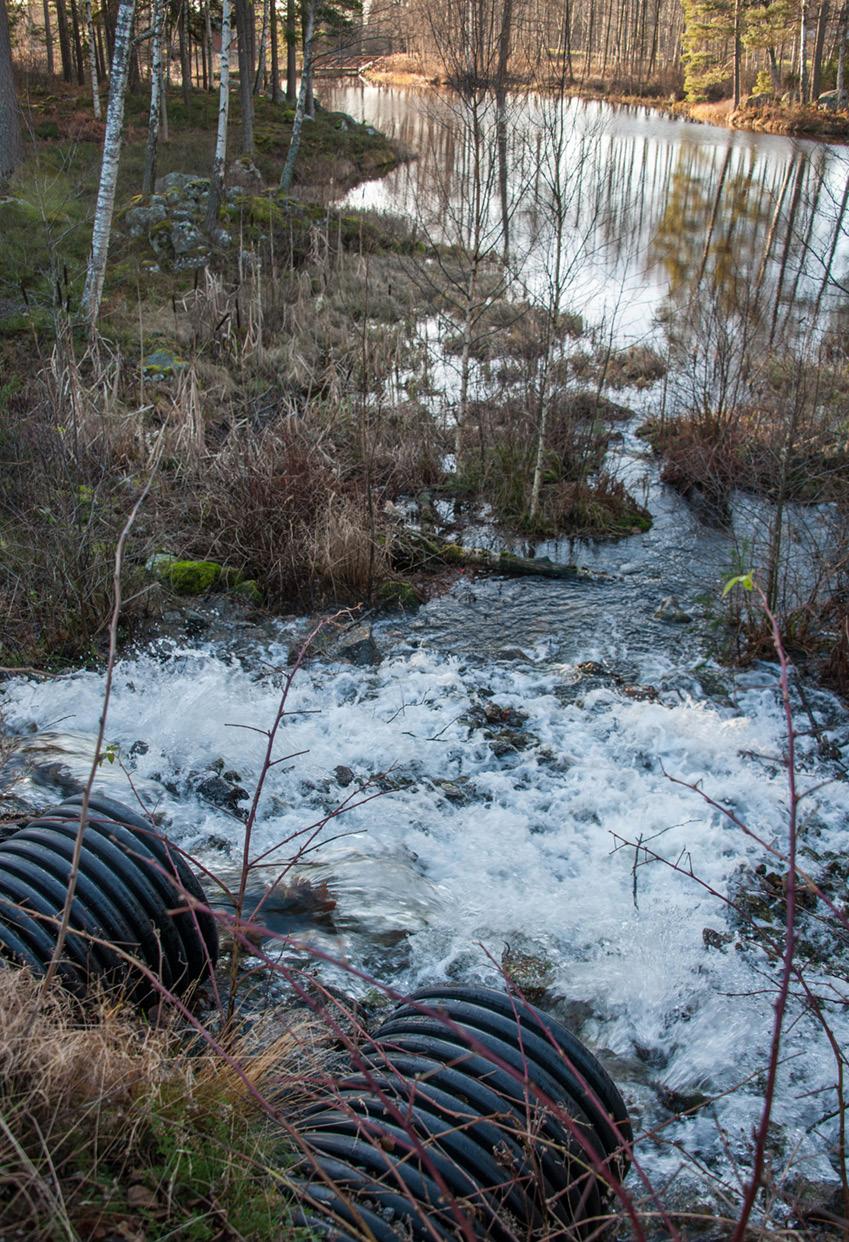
[389,0,848,104]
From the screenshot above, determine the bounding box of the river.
[1,86,848,1224]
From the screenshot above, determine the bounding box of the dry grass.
[0,970,319,1240]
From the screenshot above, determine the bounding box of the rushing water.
[2,89,849,1219]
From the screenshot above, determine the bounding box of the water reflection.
[324,83,849,342]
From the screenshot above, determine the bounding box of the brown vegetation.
[0,970,315,1240]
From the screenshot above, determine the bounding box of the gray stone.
[141,351,187,380]
[195,772,249,813]
[210,226,232,248]
[125,199,167,238]
[654,595,692,624]
[155,171,205,193]
[334,765,355,787]
[170,219,205,255]
[334,623,382,666]
[702,926,733,951]
[226,158,264,190]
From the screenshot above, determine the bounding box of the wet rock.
[782,1170,844,1223]
[483,702,527,728]
[654,595,692,624]
[621,684,659,702]
[29,761,83,796]
[502,940,554,1003]
[433,776,473,804]
[334,765,355,787]
[655,1082,711,1115]
[577,660,606,675]
[331,624,382,667]
[194,771,249,814]
[702,926,734,951]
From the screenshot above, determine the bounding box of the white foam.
[2,632,847,1200]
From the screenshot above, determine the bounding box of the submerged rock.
[654,595,692,624]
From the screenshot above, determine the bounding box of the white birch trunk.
[142,0,164,192]
[86,0,101,116]
[205,0,231,229]
[81,0,136,329]
[279,0,314,191]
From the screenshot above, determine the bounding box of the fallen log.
[396,531,587,580]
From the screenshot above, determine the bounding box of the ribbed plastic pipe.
[0,793,218,999]
[294,984,632,1240]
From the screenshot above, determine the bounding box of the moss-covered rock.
[231,578,263,605]
[377,579,420,608]
[148,556,223,594]
[142,349,187,380]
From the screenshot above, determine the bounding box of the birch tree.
[0,0,22,182]
[206,0,232,228]
[143,0,165,193]
[81,0,136,329]
[86,0,101,118]
[279,0,314,190]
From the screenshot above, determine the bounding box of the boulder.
[817,89,843,111]
[333,623,382,666]
[654,595,692,624]
[141,350,187,380]
[170,219,205,255]
[155,171,206,193]
[226,158,264,191]
[124,197,167,238]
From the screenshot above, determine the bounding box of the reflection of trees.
[651,139,849,340]
[650,144,777,310]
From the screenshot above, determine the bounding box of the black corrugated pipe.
[294,984,632,1240]
[0,792,218,1000]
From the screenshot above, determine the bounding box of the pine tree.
[681,0,736,99]
[0,0,22,182]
